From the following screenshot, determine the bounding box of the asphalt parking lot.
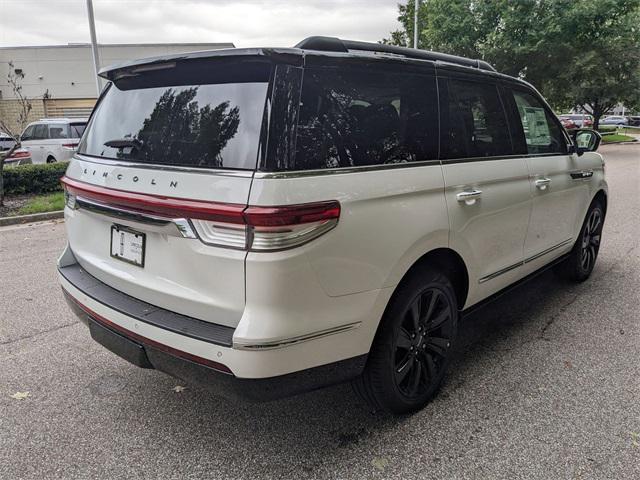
[1,144,639,479]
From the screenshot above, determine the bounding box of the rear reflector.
[61,176,340,251]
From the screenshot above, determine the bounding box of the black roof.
[99,36,497,81]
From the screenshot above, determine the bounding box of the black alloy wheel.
[554,200,605,282]
[393,287,454,399]
[579,207,603,274]
[354,267,458,414]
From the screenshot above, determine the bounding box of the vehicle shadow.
[129,268,583,474]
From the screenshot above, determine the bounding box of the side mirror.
[571,129,601,156]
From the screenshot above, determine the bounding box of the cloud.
[0,0,402,48]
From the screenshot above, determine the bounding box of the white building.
[0,42,234,132]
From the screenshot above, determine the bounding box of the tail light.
[62,143,79,151]
[61,176,340,251]
[7,150,30,159]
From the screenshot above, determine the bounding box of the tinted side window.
[33,124,49,140]
[293,68,438,170]
[48,124,68,139]
[441,79,511,159]
[511,90,567,155]
[21,125,35,141]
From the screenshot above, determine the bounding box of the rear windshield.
[78,60,271,170]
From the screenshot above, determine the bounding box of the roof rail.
[294,36,496,72]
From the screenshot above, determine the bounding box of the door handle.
[456,189,482,205]
[535,178,551,190]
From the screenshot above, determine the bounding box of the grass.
[598,126,638,135]
[601,134,636,144]
[17,192,65,215]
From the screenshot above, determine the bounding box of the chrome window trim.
[233,321,361,350]
[254,153,572,179]
[478,238,573,284]
[73,154,255,178]
[253,159,441,179]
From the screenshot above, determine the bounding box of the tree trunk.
[0,144,19,207]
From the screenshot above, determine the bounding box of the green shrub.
[2,161,68,195]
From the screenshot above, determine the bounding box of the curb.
[0,210,64,227]
[601,140,638,145]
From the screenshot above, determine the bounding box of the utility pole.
[86,0,102,95]
[413,0,420,49]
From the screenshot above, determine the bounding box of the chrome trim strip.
[478,238,574,283]
[233,322,362,350]
[74,196,198,239]
[523,238,573,264]
[253,160,441,179]
[478,261,523,284]
[73,154,255,178]
[254,154,572,180]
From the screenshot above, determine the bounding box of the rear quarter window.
[279,67,438,171]
[69,123,86,138]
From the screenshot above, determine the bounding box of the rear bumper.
[59,260,367,401]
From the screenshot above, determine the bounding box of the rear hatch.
[62,57,272,328]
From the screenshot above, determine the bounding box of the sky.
[0,0,402,48]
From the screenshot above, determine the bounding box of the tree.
[0,61,33,206]
[386,0,640,128]
[121,87,240,168]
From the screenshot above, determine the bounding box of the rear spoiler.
[98,48,303,82]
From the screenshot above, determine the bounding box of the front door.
[22,124,49,163]
[507,88,588,272]
[439,77,532,307]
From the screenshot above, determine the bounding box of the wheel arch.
[593,189,607,215]
[396,247,469,311]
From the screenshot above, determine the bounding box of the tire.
[46,156,56,163]
[554,201,605,282]
[354,267,458,414]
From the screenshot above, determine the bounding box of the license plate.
[110,225,146,267]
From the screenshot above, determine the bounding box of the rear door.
[438,74,531,306]
[47,123,69,161]
[248,61,449,331]
[64,58,272,327]
[506,87,586,273]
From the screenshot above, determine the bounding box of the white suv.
[58,37,607,413]
[20,118,87,164]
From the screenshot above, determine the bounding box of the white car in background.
[0,132,16,151]
[20,118,88,164]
